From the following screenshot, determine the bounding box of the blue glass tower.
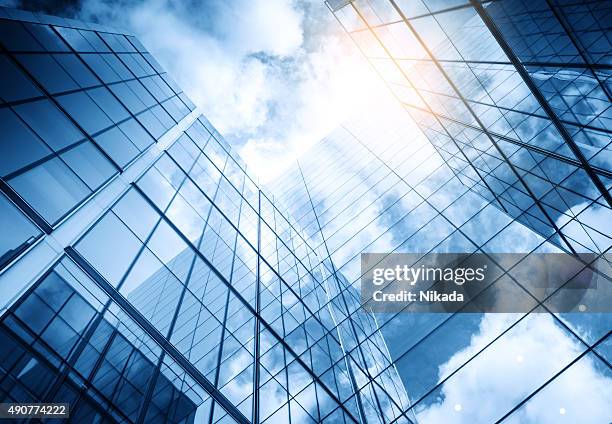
[0,6,411,423]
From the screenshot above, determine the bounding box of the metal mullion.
[165,155,337,337]
[318,131,608,392]
[134,150,210,424]
[367,55,612,70]
[298,151,405,230]
[315,149,447,247]
[347,245,608,419]
[414,82,612,136]
[297,163,374,424]
[0,179,53,234]
[252,190,262,424]
[209,173,247,424]
[320,128,547,357]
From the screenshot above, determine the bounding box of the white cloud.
[415,313,612,423]
[42,0,385,183]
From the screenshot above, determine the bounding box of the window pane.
[0,54,42,102]
[8,157,91,224]
[55,91,113,135]
[14,99,85,151]
[16,54,79,94]
[61,141,117,190]
[0,192,41,268]
[0,107,52,177]
[94,126,140,168]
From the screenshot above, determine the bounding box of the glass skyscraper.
[268,97,611,422]
[326,0,611,255]
[0,3,610,424]
[0,6,411,424]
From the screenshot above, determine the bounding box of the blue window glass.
[55,91,113,135]
[13,99,85,151]
[0,20,42,51]
[0,192,41,269]
[142,53,164,73]
[23,23,69,52]
[87,86,130,123]
[53,53,100,88]
[16,53,79,94]
[125,80,156,107]
[61,141,117,189]
[126,35,147,52]
[103,54,133,80]
[118,53,146,77]
[0,107,52,177]
[76,212,144,285]
[0,54,42,102]
[78,30,110,52]
[119,118,155,150]
[136,109,165,139]
[79,53,121,83]
[53,26,94,51]
[109,81,146,114]
[94,126,140,168]
[97,32,125,52]
[8,157,91,224]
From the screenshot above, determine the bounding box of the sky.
[6,0,386,183]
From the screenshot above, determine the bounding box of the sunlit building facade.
[268,92,611,423]
[0,6,413,424]
[326,0,611,255]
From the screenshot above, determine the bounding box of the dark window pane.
[8,157,91,224]
[0,192,41,268]
[36,272,72,312]
[61,141,117,189]
[0,54,42,102]
[23,23,69,52]
[55,91,113,135]
[0,20,42,51]
[14,99,85,151]
[14,294,54,334]
[16,53,79,94]
[0,108,52,177]
[53,53,100,88]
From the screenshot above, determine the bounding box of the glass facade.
[268,95,611,422]
[326,0,612,255]
[0,3,610,424]
[0,6,412,424]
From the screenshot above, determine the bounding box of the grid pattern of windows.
[0,6,413,424]
[0,7,195,242]
[268,103,611,423]
[326,0,612,255]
